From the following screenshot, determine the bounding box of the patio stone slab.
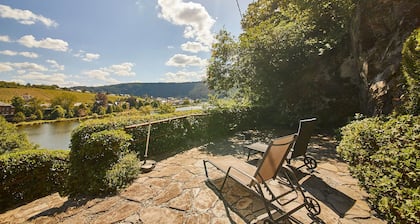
[0,134,386,224]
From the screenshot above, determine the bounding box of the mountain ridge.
[73,81,210,99]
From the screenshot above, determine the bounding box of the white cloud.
[17,35,68,52]
[17,72,80,87]
[162,70,205,82]
[46,59,64,71]
[74,51,100,62]
[0,50,17,56]
[0,62,48,72]
[83,69,119,84]
[157,0,215,47]
[83,53,100,62]
[0,63,14,72]
[165,54,207,67]
[0,4,58,27]
[82,62,135,84]
[104,62,135,76]
[0,50,39,58]
[181,41,209,53]
[0,35,11,42]
[19,51,39,58]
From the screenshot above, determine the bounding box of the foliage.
[207,0,356,126]
[11,96,25,113]
[0,149,69,212]
[105,152,140,192]
[67,130,132,196]
[13,112,26,123]
[0,116,33,154]
[401,28,420,115]
[50,105,66,119]
[207,29,244,98]
[67,109,253,196]
[337,115,420,223]
[158,102,175,114]
[139,105,153,115]
[51,93,77,112]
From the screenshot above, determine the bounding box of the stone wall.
[298,0,420,122]
[349,0,420,115]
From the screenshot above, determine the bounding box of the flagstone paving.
[0,133,385,224]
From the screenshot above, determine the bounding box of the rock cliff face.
[294,0,419,125]
[348,0,419,115]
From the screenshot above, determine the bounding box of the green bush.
[401,28,420,115]
[67,130,133,196]
[67,109,253,196]
[0,149,69,212]
[0,116,33,154]
[337,115,420,223]
[105,152,140,192]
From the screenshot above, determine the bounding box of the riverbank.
[15,106,205,127]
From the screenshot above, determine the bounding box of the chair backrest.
[253,134,296,184]
[291,118,316,158]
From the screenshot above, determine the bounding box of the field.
[0,87,120,104]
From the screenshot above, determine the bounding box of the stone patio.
[0,133,385,224]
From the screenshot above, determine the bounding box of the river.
[17,121,80,150]
[17,105,205,150]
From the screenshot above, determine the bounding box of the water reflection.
[18,121,80,150]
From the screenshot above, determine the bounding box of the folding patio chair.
[245,118,318,170]
[203,134,320,223]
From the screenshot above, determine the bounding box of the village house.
[0,101,15,116]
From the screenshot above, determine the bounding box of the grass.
[0,87,120,104]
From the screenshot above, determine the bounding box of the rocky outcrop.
[300,0,419,123]
[348,0,420,115]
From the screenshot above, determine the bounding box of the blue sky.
[0,0,253,87]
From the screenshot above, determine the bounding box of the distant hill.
[74,82,210,99]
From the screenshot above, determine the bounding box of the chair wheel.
[304,157,317,169]
[305,197,321,216]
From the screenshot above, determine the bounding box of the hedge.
[0,116,33,154]
[67,129,136,196]
[337,115,420,223]
[0,149,69,212]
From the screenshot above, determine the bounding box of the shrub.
[0,116,33,154]
[105,152,140,192]
[401,28,420,115]
[67,109,252,196]
[67,130,132,196]
[0,149,69,212]
[337,115,420,223]
[50,105,66,119]
[13,111,26,123]
[158,103,175,114]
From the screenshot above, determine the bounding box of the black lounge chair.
[203,134,320,223]
[245,118,318,170]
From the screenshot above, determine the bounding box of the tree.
[207,0,355,110]
[25,97,42,117]
[401,28,420,115]
[0,116,33,154]
[35,109,44,120]
[50,105,66,119]
[139,105,153,115]
[11,96,25,113]
[51,93,76,112]
[93,93,108,114]
[13,112,26,123]
[158,103,175,114]
[74,103,90,117]
[126,96,138,108]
